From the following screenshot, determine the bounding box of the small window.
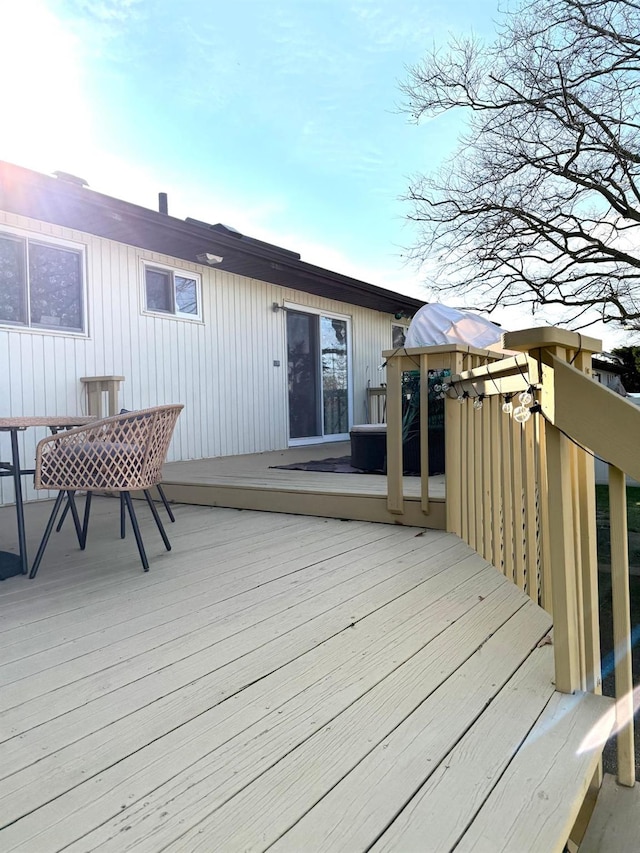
[0,232,84,332]
[392,323,408,348]
[143,264,201,319]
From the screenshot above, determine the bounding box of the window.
[143,264,201,319]
[392,323,408,348]
[0,232,84,332]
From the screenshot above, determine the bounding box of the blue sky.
[1,0,629,347]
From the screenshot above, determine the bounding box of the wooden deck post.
[503,328,603,696]
[609,465,636,786]
[419,353,430,515]
[545,421,581,693]
[445,354,464,537]
[385,354,404,514]
[574,350,602,697]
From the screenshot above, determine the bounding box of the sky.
[0,0,632,350]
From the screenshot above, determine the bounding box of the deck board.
[0,499,610,852]
[268,600,552,853]
[456,690,612,853]
[53,562,514,852]
[580,773,640,852]
[370,634,558,852]
[161,443,446,527]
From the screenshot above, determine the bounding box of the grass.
[595,484,640,567]
[596,484,640,533]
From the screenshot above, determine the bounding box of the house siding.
[0,212,396,504]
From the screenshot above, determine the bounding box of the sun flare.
[0,1,93,172]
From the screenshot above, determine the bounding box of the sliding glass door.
[286,308,351,444]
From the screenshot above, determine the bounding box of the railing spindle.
[511,420,526,591]
[419,353,430,515]
[474,392,484,554]
[545,422,581,694]
[501,403,515,584]
[481,397,492,563]
[386,354,404,515]
[522,414,537,602]
[466,397,477,551]
[445,386,462,537]
[490,396,502,569]
[608,464,636,786]
[537,416,553,614]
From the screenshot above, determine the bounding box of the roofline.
[0,161,426,316]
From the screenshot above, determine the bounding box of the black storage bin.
[402,427,445,476]
[350,423,445,476]
[350,370,447,475]
[350,424,386,472]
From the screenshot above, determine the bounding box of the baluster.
[609,465,636,786]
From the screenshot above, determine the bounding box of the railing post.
[386,354,404,514]
[609,465,636,786]
[545,421,581,693]
[574,350,602,697]
[419,353,430,515]
[504,328,603,695]
[445,352,465,537]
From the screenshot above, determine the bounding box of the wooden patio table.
[0,416,96,579]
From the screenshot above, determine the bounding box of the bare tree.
[401,0,640,329]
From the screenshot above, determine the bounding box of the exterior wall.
[0,211,397,503]
[592,366,626,395]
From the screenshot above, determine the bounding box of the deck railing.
[384,327,636,787]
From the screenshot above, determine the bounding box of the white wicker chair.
[29,404,183,578]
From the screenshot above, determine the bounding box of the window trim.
[391,322,409,348]
[0,226,88,336]
[141,260,203,322]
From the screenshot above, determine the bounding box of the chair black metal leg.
[156,484,175,523]
[143,490,172,552]
[66,492,85,548]
[80,491,93,550]
[55,497,70,533]
[120,493,126,539]
[55,492,87,549]
[29,491,68,579]
[122,491,149,572]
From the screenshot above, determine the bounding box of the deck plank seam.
[366,631,557,853]
[0,516,426,623]
[0,555,505,829]
[0,541,472,751]
[1,524,439,643]
[0,535,462,702]
[131,591,541,852]
[0,518,389,628]
[50,578,525,851]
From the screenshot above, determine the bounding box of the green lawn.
[596,484,640,567]
[596,484,640,534]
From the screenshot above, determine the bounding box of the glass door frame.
[285,302,353,446]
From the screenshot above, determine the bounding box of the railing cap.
[381,343,505,358]
[503,326,602,354]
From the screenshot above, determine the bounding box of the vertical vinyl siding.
[0,211,400,505]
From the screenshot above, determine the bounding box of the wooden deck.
[161,442,447,528]
[0,498,612,851]
[580,773,640,851]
